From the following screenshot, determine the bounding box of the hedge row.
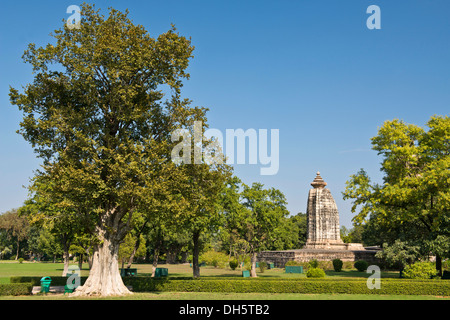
[10,276,450,296]
[124,278,450,296]
[10,276,89,286]
[0,283,33,296]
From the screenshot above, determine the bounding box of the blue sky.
[1,0,449,228]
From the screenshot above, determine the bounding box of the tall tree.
[343,115,450,275]
[10,4,204,295]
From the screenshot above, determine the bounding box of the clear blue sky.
[1,0,449,228]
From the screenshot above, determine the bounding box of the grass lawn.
[0,261,400,281]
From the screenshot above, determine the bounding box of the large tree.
[10,4,204,295]
[343,115,450,275]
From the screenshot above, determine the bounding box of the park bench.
[285,266,303,274]
[120,268,137,277]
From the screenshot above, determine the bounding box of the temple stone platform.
[258,172,380,267]
[258,248,379,268]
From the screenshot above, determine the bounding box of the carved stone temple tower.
[257,171,377,267]
[304,172,344,249]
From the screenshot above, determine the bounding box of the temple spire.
[310,171,327,189]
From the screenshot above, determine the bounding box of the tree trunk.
[126,236,141,268]
[436,254,442,277]
[85,247,93,270]
[151,248,160,277]
[78,254,83,272]
[250,251,258,278]
[62,247,70,276]
[192,230,201,278]
[72,236,131,296]
[15,239,20,260]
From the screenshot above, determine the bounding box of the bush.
[332,259,343,272]
[259,262,268,273]
[308,259,319,269]
[285,260,302,267]
[0,283,32,296]
[229,260,238,270]
[306,268,326,278]
[18,258,24,264]
[10,276,88,286]
[243,256,252,271]
[200,251,229,269]
[402,262,438,279]
[354,260,369,272]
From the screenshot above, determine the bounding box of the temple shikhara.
[258,172,378,267]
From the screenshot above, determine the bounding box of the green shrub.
[243,257,252,271]
[229,260,238,270]
[259,262,268,273]
[402,262,437,279]
[18,258,24,264]
[0,283,32,296]
[200,251,229,269]
[354,260,369,272]
[10,276,88,286]
[308,259,319,269]
[285,260,302,267]
[332,259,343,272]
[306,267,326,278]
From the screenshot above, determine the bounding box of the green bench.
[154,268,168,278]
[120,268,138,277]
[285,266,303,273]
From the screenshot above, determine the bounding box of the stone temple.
[258,172,378,267]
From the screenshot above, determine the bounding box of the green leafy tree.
[10,4,205,295]
[0,209,29,260]
[343,115,450,275]
[118,233,146,269]
[239,183,289,277]
[375,240,421,271]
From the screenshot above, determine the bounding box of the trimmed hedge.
[0,283,33,296]
[123,277,450,296]
[10,276,450,296]
[10,276,88,286]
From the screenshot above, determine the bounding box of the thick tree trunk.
[250,252,258,278]
[72,236,131,296]
[192,230,201,278]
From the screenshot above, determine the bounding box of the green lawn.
[0,261,400,281]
